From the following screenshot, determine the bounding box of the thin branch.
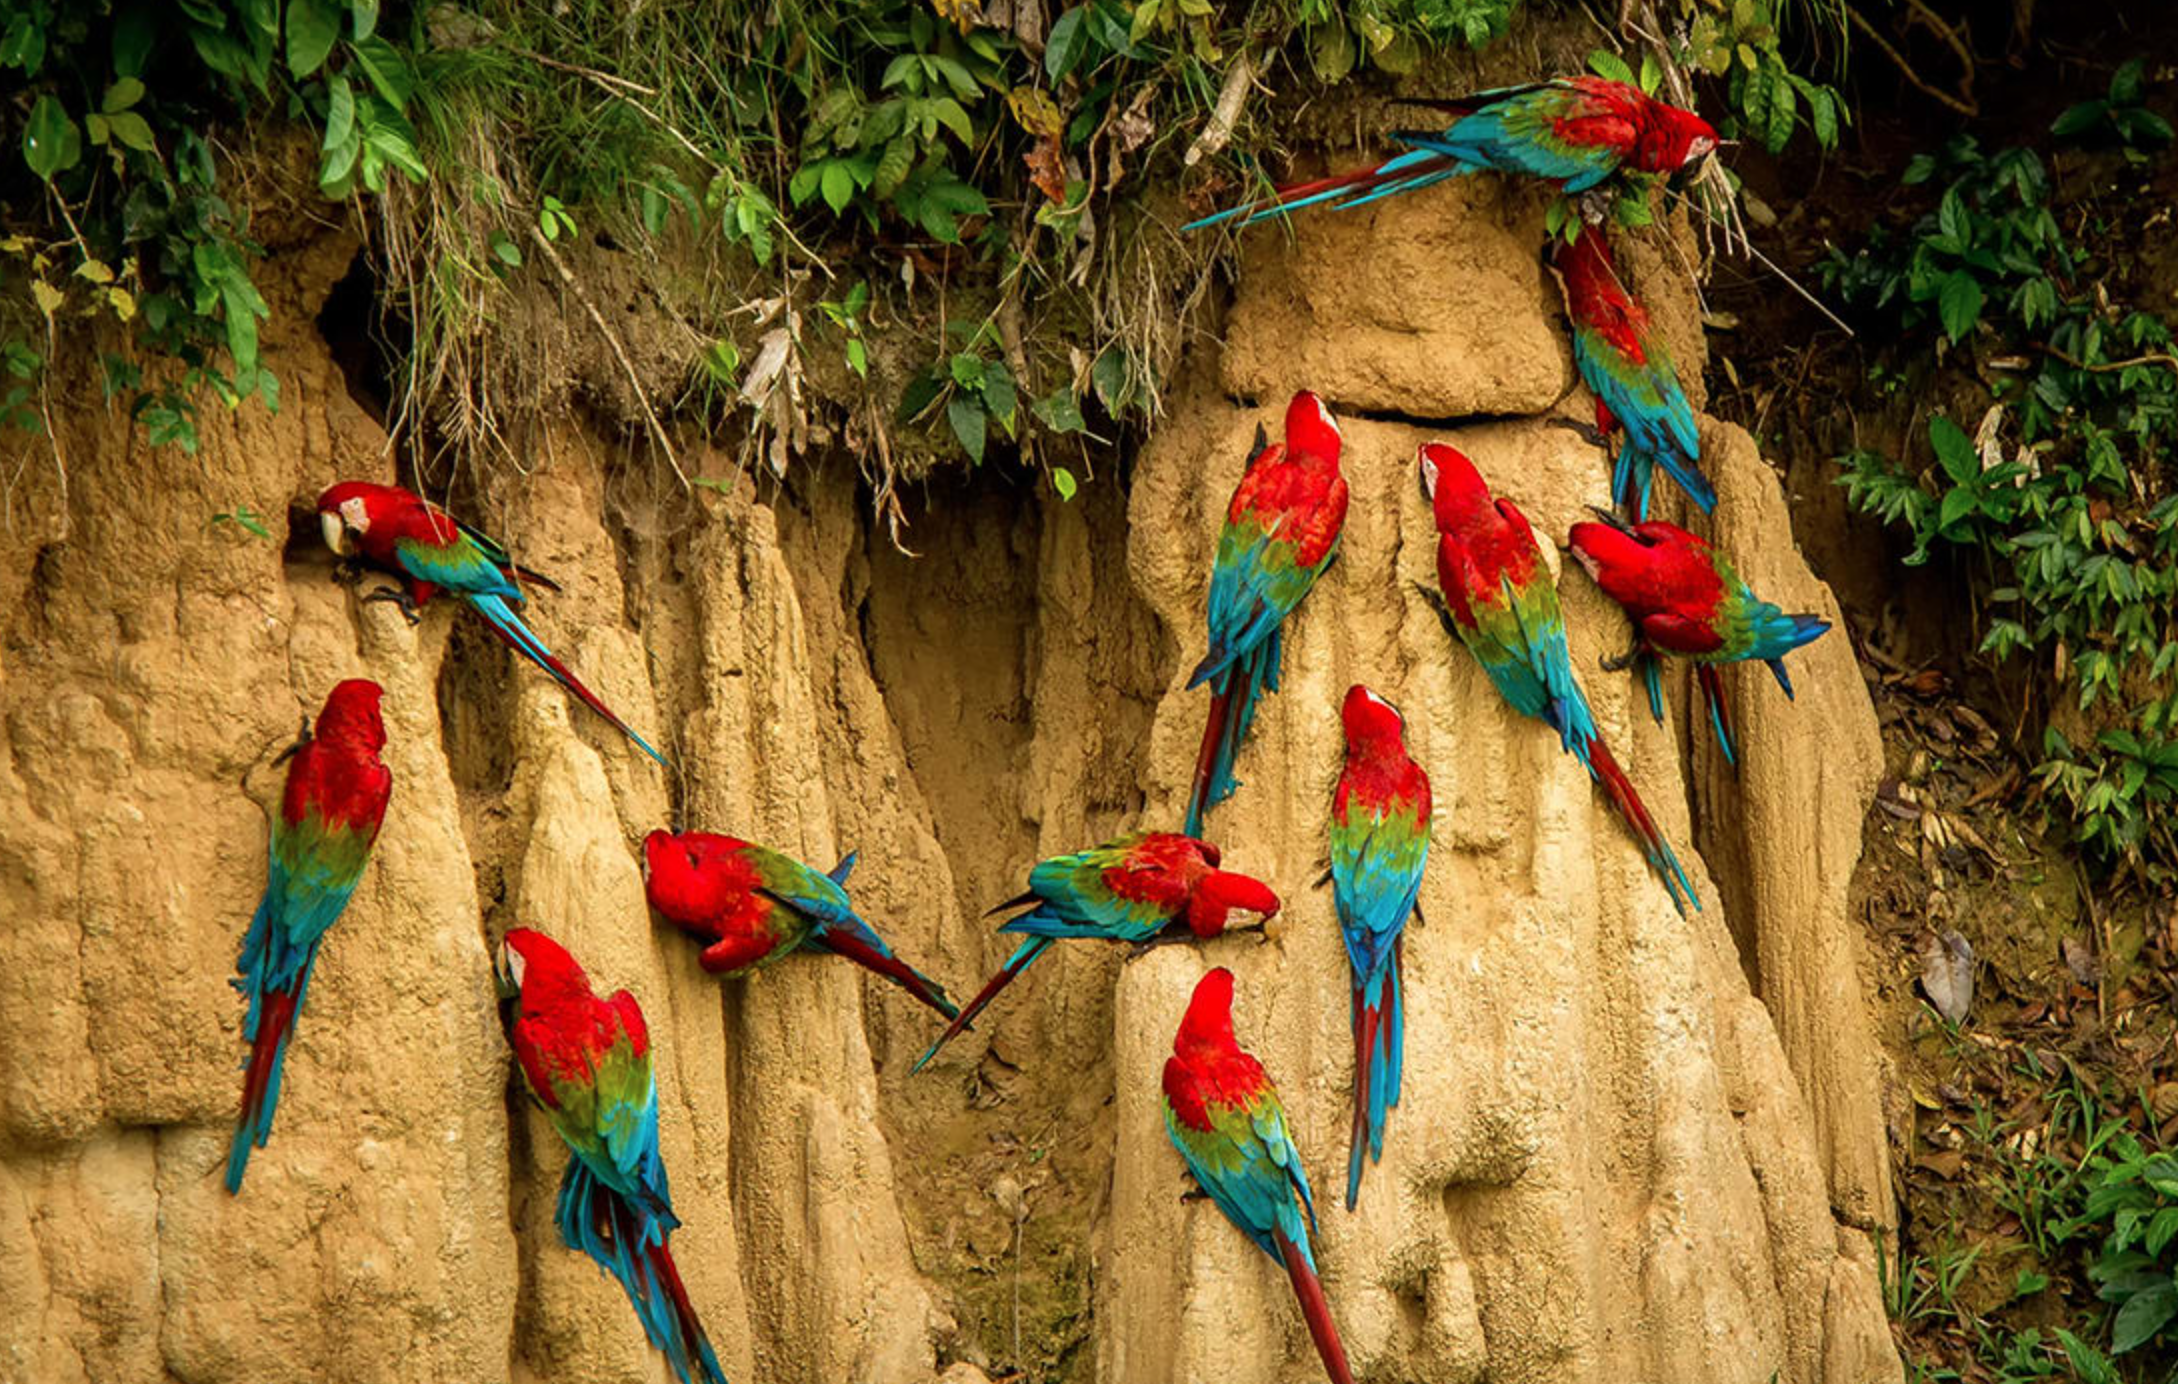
[527,223,691,491]
[1849,7,1978,116]
[2035,343,2178,378]
[515,48,659,96]
[1184,49,1255,168]
[1662,186,1856,337]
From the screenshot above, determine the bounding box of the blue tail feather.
[468,593,671,768]
[554,1158,725,1384]
[1637,651,1664,726]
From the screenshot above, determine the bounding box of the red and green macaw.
[1185,76,1717,231]
[1556,229,1715,520]
[1568,510,1829,767]
[1163,967,1353,1384]
[643,829,958,1021]
[1420,441,1698,915]
[495,928,728,1384]
[1329,685,1431,1211]
[317,480,667,767]
[228,678,391,1194]
[915,831,1278,1072]
[1185,390,1349,837]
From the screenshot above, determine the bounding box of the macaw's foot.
[1126,931,1197,963]
[330,557,368,587]
[1179,1186,1211,1203]
[1599,639,1645,674]
[1548,415,1611,450]
[361,585,423,626]
[1413,582,1460,639]
[271,713,313,767]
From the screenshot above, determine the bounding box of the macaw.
[1568,510,1829,766]
[1162,967,1353,1384]
[915,831,1279,1071]
[1420,441,1699,915]
[1185,76,1717,232]
[228,677,391,1194]
[643,829,958,1021]
[1185,390,1349,837]
[316,480,667,767]
[1556,229,1715,519]
[1329,685,1431,1211]
[495,928,729,1384]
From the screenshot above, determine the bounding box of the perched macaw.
[228,677,391,1194]
[1163,967,1353,1384]
[1185,390,1349,837]
[1185,76,1717,232]
[915,831,1278,1072]
[643,829,958,1021]
[1568,510,1829,766]
[1556,229,1715,519]
[1420,441,1698,915]
[495,929,728,1384]
[1329,685,1431,1211]
[316,480,667,767]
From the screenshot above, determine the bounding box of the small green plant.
[2052,59,2173,158]
[2062,1133,2178,1358]
[817,282,872,380]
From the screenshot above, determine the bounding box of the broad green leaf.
[2110,1281,2178,1354]
[105,111,155,152]
[1938,486,1976,531]
[1929,415,1980,484]
[2,15,46,74]
[1045,7,1089,80]
[948,395,987,463]
[1937,270,1983,344]
[1308,22,1354,82]
[102,78,145,112]
[1586,48,1634,85]
[287,0,341,77]
[350,0,380,41]
[821,160,856,213]
[1033,389,1085,434]
[1052,467,1078,500]
[23,96,81,180]
[349,34,412,108]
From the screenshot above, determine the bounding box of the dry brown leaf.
[1920,928,1976,1023]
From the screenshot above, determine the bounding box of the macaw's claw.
[271,713,313,767]
[1179,1186,1211,1203]
[1126,931,1196,963]
[330,556,368,587]
[1548,415,1612,450]
[361,585,423,626]
[1599,638,1645,674]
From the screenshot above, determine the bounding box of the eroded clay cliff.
[1,171,1897,1384]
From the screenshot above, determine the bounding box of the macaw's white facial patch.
[1307,392,1340,439]
[1688,135,1717,161]
[340,495,371,533]
[1418,449,1441,499]
[499,942,527,992]
[1359,687,1399,722]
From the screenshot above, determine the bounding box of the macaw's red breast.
[1557,231,1649,360]
[1163,967,1272,1131]
[281,680,392,834]
[502,927,651,1103]
[1227,391,1349,569]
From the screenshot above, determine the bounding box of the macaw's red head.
[315,678,387,755]
[1636,100,1718,174]
[1418,441,1491,534]
[495,927,590,1013]
[1185,868,1280,939]
[1284,389,1342,467]
[641,828,753,928]
[1173,966,1242,1060]
[1340,683,1408,754]
[317,480,403,557]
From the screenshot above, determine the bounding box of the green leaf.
[845,337,868,378]
[103,78,145,113]
[105,111,155,152]
[324,72,356,147]
[350,0,380,41]
[1307,22,1355,82]
[1930,415,1980,485]
[111,7,153,77]
[286,0,340,77]
[1052,467,1078,500]
[2,15,46,74]
[2110,1281,2178,1353]
[2051,100,2106,140]
[1937,271,1984,344]
[948,395,988,463]
[348,34,413,109]
[1033,389,1086,434]
[981,360,1018,432]
[821,160,856,213]
[1939,486,1977,532]
[1586,48,1634,85]
[23,97,81,180]
[490,231,522,267]
[897,369,944,422]
[949,353,986,389]
[1046,7,1090,80]
[1092,349,1129,412]
[1639,52,1661,95]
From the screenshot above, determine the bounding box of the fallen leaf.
[1920,928,1976,1024]
[2061,934,2100,986]
[1023,136,1066,205]
[1916,1150,1966,1179]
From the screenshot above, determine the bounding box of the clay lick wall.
[0,177,1899,1383]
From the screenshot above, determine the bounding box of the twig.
[2035,343,2178,378]
[1849,7,1978,116]
[515,48,659,96]
[32,310,67,540]
[1184,49,1256,168]
[1662,186,1856,337]
[526,223,691,491]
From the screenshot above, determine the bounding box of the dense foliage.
[1822,76,2178,875]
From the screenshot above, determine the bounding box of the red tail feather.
[814,926,957,1021]
[1272,152,1460,206]
[227,988,300,1192]
[1583,732,1664,857]
[1185,684,1236,836]
[644,1239,726,1384]
[915,939,1048,1072]
[1275,1229,1355,1384]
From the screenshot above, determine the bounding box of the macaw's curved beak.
[492,942,524,1002]
[320,511,351,556]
